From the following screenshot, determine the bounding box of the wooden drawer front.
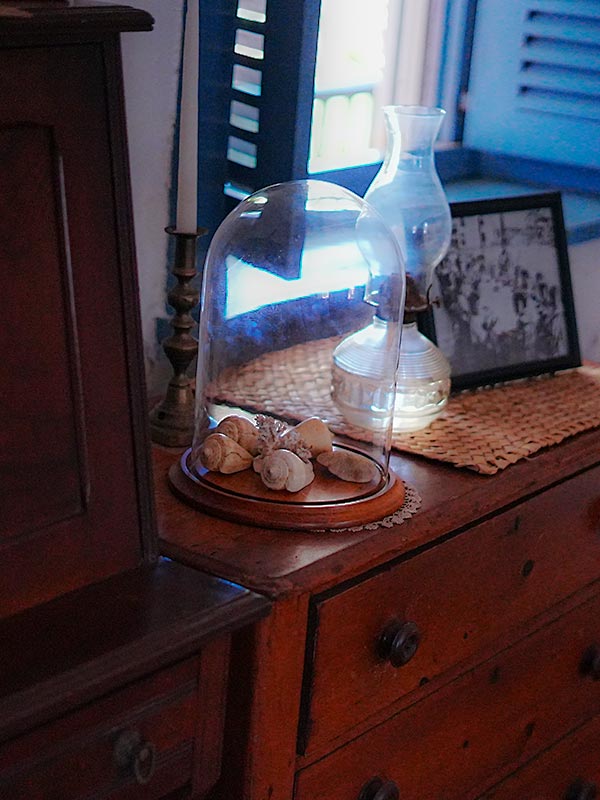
[0,658,199,799]
[295,591,600,800]
[479,715,600,800]
[304,466,600,752]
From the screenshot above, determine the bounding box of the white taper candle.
[176,0,199,233]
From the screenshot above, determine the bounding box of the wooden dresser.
[0,5,269,798]
[155,424,600,800]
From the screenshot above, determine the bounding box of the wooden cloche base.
[169,445,406,531]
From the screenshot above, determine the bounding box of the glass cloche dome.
[170,180,407,530]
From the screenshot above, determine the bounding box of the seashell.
[258,451,288,490]
[216,415,260,455]
[252,455,265,473]
[317,450,379,483]
[283,452,314,492]
[285,417,334,457]
[198,433,253,474]
[260,449,314,492]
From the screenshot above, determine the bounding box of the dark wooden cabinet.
[0,3,155,616]
[155,423,600,799]
[0,6,270,799]
[0,560,269,800]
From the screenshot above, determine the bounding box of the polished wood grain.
[1,123,86,537]
[0,3,153,39]
[0,23,155,617]
[170,448,406,530]
[303,465,600,753]
[0,559,269,744]
[195,448,385,503]
[0,658,198,799]
[156,426,600,598]
[295,591,600,800]
[192,636,231,797]
[156,427,600,800]
[478,714,600,799]
[1,8,273,800]
[215,594,309,800]
[0,558,269,799]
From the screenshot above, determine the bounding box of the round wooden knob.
[358,777,400,800]
[378,620,421,667]
[565,778,597,800]
[580,644,600,680]
[113,729,156,785]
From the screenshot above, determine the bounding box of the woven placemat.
[209,337,600,475]
[392,366,600,473]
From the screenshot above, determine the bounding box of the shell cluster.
[197,413,377,493]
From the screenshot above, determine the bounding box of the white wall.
[120,9,600,398]
[121,2,184,397]
[570,240,600,364]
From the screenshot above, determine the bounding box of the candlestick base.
[149,225,207,447]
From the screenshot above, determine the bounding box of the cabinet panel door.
[0,42,152,616]
[1,123,86,537]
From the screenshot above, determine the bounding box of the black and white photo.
[426,193,581,390]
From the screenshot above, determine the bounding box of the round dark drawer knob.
[358,777,400,800]
[565,778,597,800]
[580,644,600,680]
[378,620,421,668]
[113,729,157,785]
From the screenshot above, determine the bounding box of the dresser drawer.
[295,591,600,800]
[479,714,600,800]
[303,466,600,752]
[0,658,199,799]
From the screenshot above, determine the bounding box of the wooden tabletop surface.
[155,425,600,599]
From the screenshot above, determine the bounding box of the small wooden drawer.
[295,591,600,800]
[302,465,600,753]
[0,658,200,799]
[478,714,600,799]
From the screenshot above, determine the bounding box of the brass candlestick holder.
[150,225,207,447]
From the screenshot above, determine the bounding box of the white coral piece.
[255,414,288,457]
[254,414,311,462]
[279,428,312,462]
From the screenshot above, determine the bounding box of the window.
[309,0,448,173]
[207,0,463,209]
[197,0,600,245]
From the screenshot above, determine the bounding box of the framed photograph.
[424,192,581,391]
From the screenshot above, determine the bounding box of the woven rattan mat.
[209,336,600,475]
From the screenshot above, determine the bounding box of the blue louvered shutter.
[463,0,600,168]
[220,0,320,206]
[197,0,320,244]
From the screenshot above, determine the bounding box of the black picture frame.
[421,192,581,391]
